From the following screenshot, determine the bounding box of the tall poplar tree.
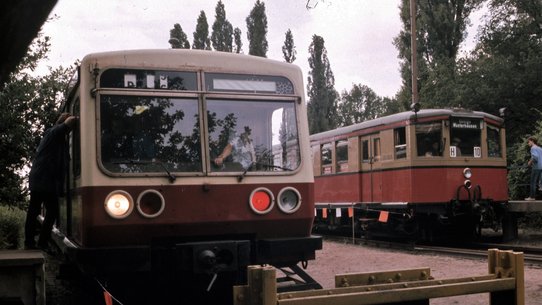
[306,35,338,134]
[282,29,296,63]
[233,27,243,53]
[246,0,268,57]
[169,23,191,49]
[211,0,234,52]
[193,11,211,50]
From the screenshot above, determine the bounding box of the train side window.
[487,125,502,157]
[416,122,442,157]
[321,143,332,174]
[373,138,381,162]
[336,140,348,172]
[394,127,407,159]
[361,140,370,162]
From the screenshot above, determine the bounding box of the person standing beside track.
[24,113,77,250]
[526,136,542,201]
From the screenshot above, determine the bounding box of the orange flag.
[378,211,389,223]
[347,207,354,218]
[104,291,113,305]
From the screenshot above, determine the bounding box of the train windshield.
[450,117,482,157]
[100,95,202,173]
[207,98,300,172]
[99,96,300,174]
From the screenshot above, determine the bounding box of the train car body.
[310,109,508,239]
[52,49,321,300]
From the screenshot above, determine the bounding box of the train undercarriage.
[313,198,508,242]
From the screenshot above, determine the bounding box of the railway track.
[322,234,542,264]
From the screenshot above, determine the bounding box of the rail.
[233,249,524,305]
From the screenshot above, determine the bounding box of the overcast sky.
[38,0,479,98]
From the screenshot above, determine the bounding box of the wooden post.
[234,266,277,305]
[488,249,525,305]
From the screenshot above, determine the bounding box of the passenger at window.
[451,138,462,156]
[214,126,256,170]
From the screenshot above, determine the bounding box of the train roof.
[80,49,302,77]
[310,108,503,141]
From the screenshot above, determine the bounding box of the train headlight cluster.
[463,168,472,179]
[249,188,275,214]
[277,187,302,214]
[137,190,165,218]
[249,187,302,215]
[104,191,133,219]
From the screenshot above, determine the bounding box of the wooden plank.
[277,278,516,305]
[335,268,431,287]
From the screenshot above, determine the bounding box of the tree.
[393,0,483,108]
[246,0,268,57]
[169,23,190,49]
[193,11,211,50]
[337,85,384,127]
[282,29,296,63]
[457,0,542,147]
[0,34,75,207]
[211,0,234,52]
[233,27,243,53]
[306,35,338,134]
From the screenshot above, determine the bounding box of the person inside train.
[526,136,542,201]
[25,113,78,250]
[451,137,462,156]
[214,126,256,170]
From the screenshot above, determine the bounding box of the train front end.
[55,50,321,300]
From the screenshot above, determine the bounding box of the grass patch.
[0,205,26,249]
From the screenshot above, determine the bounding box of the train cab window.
[336,140,348,172]
[207,98,300,173]
[373,138,381,162]
[487,125,502,158]
[450,118,482,157]
[100,96,202,173]
[394,127,407,159]
[361,140,370,162]
[321,143,332,174]
[416,122,442,157]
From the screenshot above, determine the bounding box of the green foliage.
[394,0,483,108]
[307,35,338,134]
[211,0,234,52]
[233,27,243,53]
[193,11,212,50]
[0,205,26,249]
[169,23,191,49]
[282,29,296,63]
[0,34,74,207]
[246,0,268,57]
[507,111,542,200]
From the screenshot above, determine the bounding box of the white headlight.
[277,187,302,214]
[104,191,133,219]
[463,168,472,179]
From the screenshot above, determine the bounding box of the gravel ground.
[306,238,542,305]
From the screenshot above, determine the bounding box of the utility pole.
[410,0,420,113]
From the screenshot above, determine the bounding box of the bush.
[0,205,26,249]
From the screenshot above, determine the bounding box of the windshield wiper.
[113,159,176,183]
[237,162,292,183]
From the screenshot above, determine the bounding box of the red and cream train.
[310,108,508,239]
[52,49,321,302]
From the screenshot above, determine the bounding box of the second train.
[310,108,508,240]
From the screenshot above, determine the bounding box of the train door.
[360,134,382,203]
[59,97,80,238]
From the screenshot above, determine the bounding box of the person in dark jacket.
[24,113,77,250]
